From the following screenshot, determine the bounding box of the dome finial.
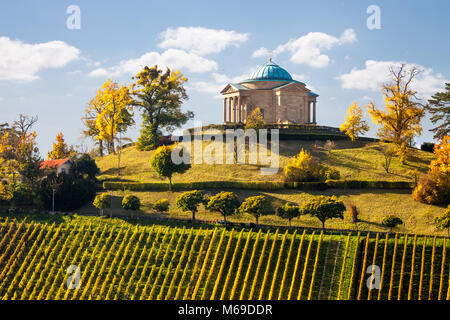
[268,50,273,63]
[268,50,273,62]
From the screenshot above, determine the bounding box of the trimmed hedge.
[325,180,413,189]
[103,180,413,191]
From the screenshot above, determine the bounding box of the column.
[313,101,316,124]
[228,97,233,123]
[307,101,311,123]
[243,104,247,122]
[235,96,239,123]
[223,98,227,123]
[238,98,242,123]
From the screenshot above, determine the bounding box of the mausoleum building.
[220,59,318,124]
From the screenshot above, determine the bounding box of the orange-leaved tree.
[47,132,72,160]
[412,135,450,204]
[429,135,449,174]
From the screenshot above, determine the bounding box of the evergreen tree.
[426,83,450,140]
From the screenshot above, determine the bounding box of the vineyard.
[0,217,449,300]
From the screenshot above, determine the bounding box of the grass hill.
[0,215,448,300]
[96,139,434,183]
[91,139,445,236]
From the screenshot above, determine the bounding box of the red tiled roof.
[40,158,70,170]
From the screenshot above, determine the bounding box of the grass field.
[96,140,435,183]
[0,215,448,300]
[81,189,446,236]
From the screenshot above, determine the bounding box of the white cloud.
[329,96,336,101]
[252,29,356,68]
[88,68,109,77]
[89,49,218,77]
[337,60,448,98]
[158,27,249,55]
[0,37,80,81]
[339,28,357,44]
[252,47,270,58]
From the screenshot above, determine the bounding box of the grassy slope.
[96,139,435,183]
[80,189,445,236]
[92,139,443,236]
[0,215,447,300]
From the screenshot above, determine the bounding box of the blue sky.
[0,0,449,155]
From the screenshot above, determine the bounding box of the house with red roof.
[40,158,73,175]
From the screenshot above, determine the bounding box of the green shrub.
[238,195,273,225]
[421,142,435,153]
[149,144,191,190]
[154,199,170,212]
[434,205,450,236]
[299,195,345,229]
[10,184,34,207]
[381,215,403,231]
[323,167,340,180]
[93,193,111,216]
[175,190,204,221]
[276,202,300,227]
[206,191,240,222]
[121,195,141,211]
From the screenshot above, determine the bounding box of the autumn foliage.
[245,107,266,130]
[367,65,425,163]
[47,132,72,160]
[339,102,370,141]
[284,148,340,182]
[413,136,450,205]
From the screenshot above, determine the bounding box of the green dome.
[247,61,293,81]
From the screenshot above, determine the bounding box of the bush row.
[103,180,413,191]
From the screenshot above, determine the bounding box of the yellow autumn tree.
[245,107,266,130]
[367,64,425,163]
[93,79,134,154]
[0,132,13,199]
[339,102,370,141]
[47,132,71,160]
[82,96,105,156]
[429,135,449,174]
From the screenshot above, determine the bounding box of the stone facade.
[220,62,318,124]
